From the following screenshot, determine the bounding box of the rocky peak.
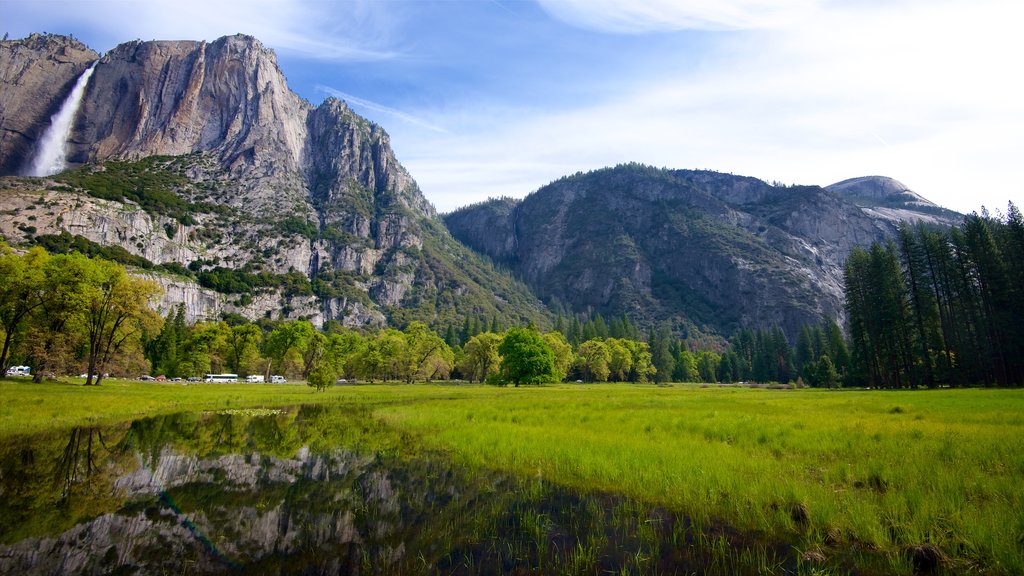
[0,33,548,330]
[72,34,311,202]
[827,176,960,226]
[827,175,924,205]
[446,165,961,340]
[0,33,99,174]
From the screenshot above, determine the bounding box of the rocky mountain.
[0,33,549,330]
[0,33,99,174]
[445,165,961,340]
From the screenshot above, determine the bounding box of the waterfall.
[26,61,98,177]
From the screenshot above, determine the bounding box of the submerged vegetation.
[0,379,1021,574]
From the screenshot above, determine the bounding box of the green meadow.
[2,378,1022,574]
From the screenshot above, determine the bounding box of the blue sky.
[4,0,1022,213]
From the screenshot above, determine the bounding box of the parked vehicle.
[204,373,238,383]
[6,366,30,377]
[246,375,265,383]
[270,375,286,384]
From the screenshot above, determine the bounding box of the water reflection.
[0,406,794,575]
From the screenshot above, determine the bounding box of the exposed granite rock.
[0,34,550,329]
[0,34,99,174]
[446,166,961,340]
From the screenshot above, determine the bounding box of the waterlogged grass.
[374,384,1024,574]
[1,378,1021,573]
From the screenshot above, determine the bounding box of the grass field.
[2,377,1022,574]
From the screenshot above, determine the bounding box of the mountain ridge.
[0,33,964,341]
[445,164,961,340]
[0,33,551,330]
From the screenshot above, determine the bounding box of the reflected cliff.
[0,406,793,575]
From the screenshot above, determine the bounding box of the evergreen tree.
[897,224,938,387]
[650,325,675,383]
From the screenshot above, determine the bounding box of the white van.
[246,375,265,383]
[270,375,286,384]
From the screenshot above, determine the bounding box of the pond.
[0,405,797,575]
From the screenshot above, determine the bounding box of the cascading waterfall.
[25,61,98,177]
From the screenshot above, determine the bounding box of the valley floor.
[2,378,1021,574]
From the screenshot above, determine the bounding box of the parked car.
[139,375,155,381]
[270,375,286,384]
[6,366,30,377]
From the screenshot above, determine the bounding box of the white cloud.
[10,0,398,60]
[535,0,819,32]
[408,0,1024,214]
[317,86,449,133]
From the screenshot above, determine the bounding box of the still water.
[0,405,790,575]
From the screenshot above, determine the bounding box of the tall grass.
[375,384,1024,574]
[2,378,1021,573]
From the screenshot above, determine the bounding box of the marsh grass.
[376,384,1024,574]
[2,378,1021,573]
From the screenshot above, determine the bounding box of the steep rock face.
[446,166,960,339]
[0,34,550,329]
[0,34,99,174]
[826,175,962,225]
[70,35,312,217]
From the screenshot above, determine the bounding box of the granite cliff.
[445,165,961,340]
[0,33,99,174]
[0,33,548,329]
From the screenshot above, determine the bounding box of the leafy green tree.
[622,339,655,382]
[303,330,348,387]
[498,327,557,386]
[82,259,163,385]
[179,321,231,376]
[0,244,48,373]
[576,339,611,382]
[543,331,574,382]
[459,332,503,383]
[25,252,92,380]
[403,321,454,382]
[718,350,742,383]
[351,329,407,382]
[227,323,264,376]
[673,347,699,382]
[264,320,316,379]
[605,338,633,382]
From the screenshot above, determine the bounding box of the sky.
[4,0,1022,214]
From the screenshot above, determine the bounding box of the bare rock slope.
[445,165,961,340]
[0,34,98,174]
[0,34,548,329]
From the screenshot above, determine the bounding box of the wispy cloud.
[317,86,448,133]
[400,0,1024,213]
[535,0,819,32]
[8,0,399,60]
[6,0,1021,214]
